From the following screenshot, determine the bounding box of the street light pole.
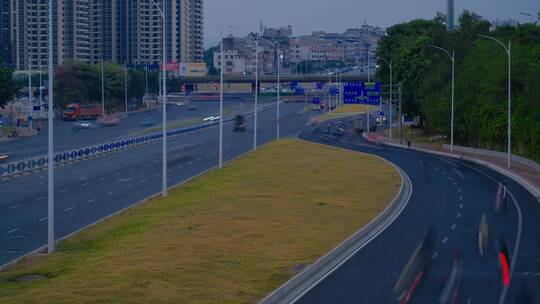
[427,45,455,152]
[277,46,281,140]
[219,26,224,168]
[254,34,259,150]
[47,0,55,254]
[150,0,167,195]
[28,56,32,130]
[124,62,128,112]
[101,59,105,116]
[377,57,393,141]
[478,35,512,169]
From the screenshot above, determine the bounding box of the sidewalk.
[367,132,540,200]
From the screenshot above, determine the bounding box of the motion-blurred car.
[233,115,246,132]
[73,120,96,130]
[188,105,197,111]
[0,154,8,163]
[97,115,119,127]
[140,117,156,127]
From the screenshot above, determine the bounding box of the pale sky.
[204,0,539,47]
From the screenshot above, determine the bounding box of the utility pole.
[101,59,105,116]
[399,82,403,145]
[219,25,224,168]
[124,62,128,112]
[253,33,259,151]
[47,0,55,254]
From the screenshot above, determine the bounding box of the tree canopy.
[376,11,540,161]
[0,59,17,108]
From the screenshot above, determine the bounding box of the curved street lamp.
[376,56,393,141]
[478,35,512,169]
[427,45,455,153]
[258,38,282,140]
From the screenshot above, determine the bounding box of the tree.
[0,59,17,108]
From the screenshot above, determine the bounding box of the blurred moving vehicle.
[140,117,156,127]
[0,154,8,163]
[439,253,463,304]
[353,117,365,133]
[97,115,119,127]
[393,228,437,303]
[73,120,96,130]
[376,116,387,124]
[478,213,490,257]
[233,115,246,132]
[62,103,102,121]
[494,182,508,213]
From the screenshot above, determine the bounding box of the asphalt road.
[0,96,273,162]
[0,101,312,267]
[294,123,540,303]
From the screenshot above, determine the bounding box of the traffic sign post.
[344,81,381,105]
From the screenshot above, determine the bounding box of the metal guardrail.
[0,104,275,178]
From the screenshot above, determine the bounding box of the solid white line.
[6,228,19,234]
[442,237,448,244]
[65,207,75,212]
[8,204,20,210]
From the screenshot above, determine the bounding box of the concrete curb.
[381,140,540,203]
[259,140,413,304]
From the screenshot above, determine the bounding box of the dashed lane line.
[65,207,75,212]
[6,228,19,234]
[442,237,448,244]
[451,224,457,230]
[38,217,47,222]
[8,204,20,210]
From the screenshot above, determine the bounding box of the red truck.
[62,103,102,121]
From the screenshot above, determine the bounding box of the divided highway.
[0,101,313,267]
[294,124,540,303]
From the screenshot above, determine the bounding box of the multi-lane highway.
[0,96,265,162]
[0,100,314,267]
[294,123,540,303]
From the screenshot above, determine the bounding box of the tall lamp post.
[427,45,455,152]
[258,38,281,140]
[47,0,55,253]
[101,59,105,115]
[377,56,393,141]
[150,0,167,195]
[478,35,512,169]
[250,32,260,151]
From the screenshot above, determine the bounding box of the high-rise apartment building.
[0,0,204,69]
[180,0,203,62]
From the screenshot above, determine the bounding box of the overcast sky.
[204,0,539,47]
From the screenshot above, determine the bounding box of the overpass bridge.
[178,73,369,85]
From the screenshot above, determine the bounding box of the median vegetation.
[0,139,400,304]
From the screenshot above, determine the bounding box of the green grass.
[0,139,401,304]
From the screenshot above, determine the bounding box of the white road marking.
[6,228,19,234]
[126,184,133,189]
[128,168,134,172]
[88,198,96,203]
[65,207,75,212]
[197,158,202,161]
[140,179,147,183]
[118,178,132,182]
[442,171,446,175]
[459,204,464,209]
[459,195,463,200]
[154,174,159,178]
[458,188,462,193]
[98,177,106,181]
[448,176,452,180]
[451,224,457,230]
[114,172,121,176]
[38,217,48,222]
[108,191,114,195]
[431,252,439,260]
[37,196,46,201]
[188,161,193,165]
[177,165,183,169]
[453,182,457,186]
[442,237,448,244]
[60,188,69,193]
[8,204,20,210]
[457,213,462,218]
[81,183,89,187]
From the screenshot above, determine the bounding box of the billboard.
[161,62,180,71]
[180,63,206,77]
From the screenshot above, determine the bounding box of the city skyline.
[204,0,538,47]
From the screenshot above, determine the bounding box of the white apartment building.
[180,0,203,62]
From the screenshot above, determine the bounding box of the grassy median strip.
[0,139,400,304]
